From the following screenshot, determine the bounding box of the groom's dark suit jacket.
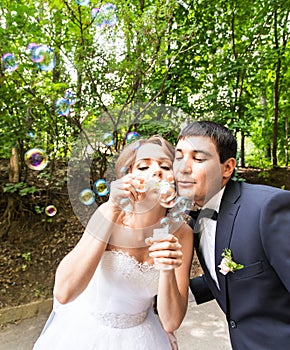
[190,180,290,350]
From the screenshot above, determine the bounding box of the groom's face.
[173,136,225,207]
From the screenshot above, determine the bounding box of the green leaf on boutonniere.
[218,248,244,275]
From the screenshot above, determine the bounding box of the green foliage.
[0,0,289,247]
[258,171,270,181]
[34,205,44,214]
[0,0,289,176]
[3,182,38,196]
[21,252,32,262]
[18,252,32,272]
[245,155,273,169]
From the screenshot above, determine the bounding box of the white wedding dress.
[33,250,172,349]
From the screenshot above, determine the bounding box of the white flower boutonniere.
[218,248,244,275]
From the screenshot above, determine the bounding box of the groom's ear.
[222,157,236,180]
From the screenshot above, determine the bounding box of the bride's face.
[131,143,174,185]
[129,143,176,209]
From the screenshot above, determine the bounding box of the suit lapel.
[215,181,241,310]
[192,181,241,312]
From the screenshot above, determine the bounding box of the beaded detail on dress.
[91,310,148,328]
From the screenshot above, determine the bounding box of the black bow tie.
[190,208,218,233]
[190,208,218,220]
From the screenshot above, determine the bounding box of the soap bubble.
[170,212,183,223]
[31,45,56,71]
[102,3,118,26]
[168,196,191,223]
[91,8,103,27]
[160,217,170,228]
[67,102,191,233]
[91,3,118,28]
[79,189,95,205]
[24,148,48,171]
[27,43,38,50]
[55,98,71,116]
[144,179,160,193]
[27,131,35,138]
[2,53,18,72]
[28,43,42,62]
[172,196,191,214]
[119,166,129,176]
[126,131,141,143]
[119,198,133,212]
[133,176,147,193]
[45,205,57,217]
[93,179,110,196]
[76,0,90,5]
[158,180,176,204]
[64,90,77,105]
[102,132,114,146]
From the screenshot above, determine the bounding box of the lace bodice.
[106,249,157,274]
[35,250,172,349]
[74,250,160,328]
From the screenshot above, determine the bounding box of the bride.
[33,135,193,349]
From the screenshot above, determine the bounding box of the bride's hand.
[108,174,141,209]
[146,235,183,269]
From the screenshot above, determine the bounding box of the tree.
[1,0,290,240]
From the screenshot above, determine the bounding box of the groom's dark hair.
[178,120,237,164]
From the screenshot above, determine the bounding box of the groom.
[173,120,290,349]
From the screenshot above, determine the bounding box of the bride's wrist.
[100,201,122,219]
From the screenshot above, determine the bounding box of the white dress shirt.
[199,187,225,290]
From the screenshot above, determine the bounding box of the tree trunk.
[272,10,281,168]
[240,131,245,167]
[286,114,289,166]
[8,147,19,183]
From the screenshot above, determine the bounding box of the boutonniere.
[218,248,244,275]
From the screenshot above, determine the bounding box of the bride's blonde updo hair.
[115,135,175,179]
